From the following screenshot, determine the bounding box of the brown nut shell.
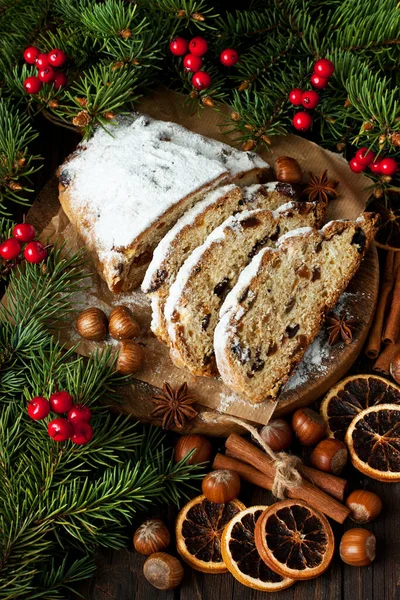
[134,519,170,555]
[143,552,184,590]
[292,407,326,446]
[275,156,303,184]
[174,435,212,465]
[346,490,382,524]
[201,469,241,504]
[260,419,293,452]
[116,340,144,375]
[310,438,348,475]
[76,307,108,341]
[339,528,376,567]
[109,305,140,340]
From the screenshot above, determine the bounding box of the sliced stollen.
[214,214,378,404]
[165,201,323,377]
[143,180,325,345]
[58,114,270,293]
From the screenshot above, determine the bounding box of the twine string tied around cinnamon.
[201,411,302,499]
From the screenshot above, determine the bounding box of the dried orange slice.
[221,506,295,591]
[320,374,400,441]
[176,494,245,573]
[345,403,400,481]
[254,499,334,580]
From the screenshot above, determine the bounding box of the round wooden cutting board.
[31,89,380,435]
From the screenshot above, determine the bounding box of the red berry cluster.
[23,46,67,95]
[289,58,335,132]
[169,36,239,92]
[0,223,47,264]
[28,391,93,445]
[349,147,398,176]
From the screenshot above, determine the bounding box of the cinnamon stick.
[221,451,347,502]
[366,251,395,358]
[373,341,400,375]
[382,253,400,345]
[225,434,350,524]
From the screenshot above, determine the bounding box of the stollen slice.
[165,201,323,376]
[143,181,326,345]
[214,214,378,403]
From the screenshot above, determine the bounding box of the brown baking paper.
[38,88,376,427]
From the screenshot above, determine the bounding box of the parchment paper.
[40,88,373,426]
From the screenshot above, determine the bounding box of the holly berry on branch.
[349,147,398,176]
[22,46,67,95]
[289,58,335,133]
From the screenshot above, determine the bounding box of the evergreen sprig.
[0,243,204,599]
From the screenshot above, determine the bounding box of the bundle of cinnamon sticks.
[213,433,351,524]
[366,251,400,374]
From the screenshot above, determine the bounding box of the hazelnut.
[274,156,303,184]
[134,519,170,555]
[292,407,326,446]
[174,435,213,465]
[109,305,140,340]
[201,469,241,503]
[76,307,108,341]
[310,438,348,475]
[346,490,382,524]
[339,528,376,567]
[260,418,293,452]
[143,552,184,590]
[390,354,400,384]
[116,340,144,375]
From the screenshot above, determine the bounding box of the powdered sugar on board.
[282,291,358,392]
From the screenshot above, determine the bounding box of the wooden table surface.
[29,114,400,600]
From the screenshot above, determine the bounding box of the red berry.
[24,46,40,64]
[68,404,92,424]
[13,223,36,243]
[292,112,313,132]
[379,157,398,176]
[48,418,73,442]
[23,76,42,95]
[189,36,208,57]
[48,48,66,67]
[310,73,329,89]
[349,157,365,173]
[169,37,189,56]
[192,71,212,91]
[35,53,49,68]
[370,161,383,174]
[0,238,21,260]
[24,241,47,264]
[220,48,239,67]
[355,147,376,167]
[53,71,67,90]
[289,88,303,106]
[49,391,73,414]
[314,58,335,79]
[38,66,55,83]
[27,396,50,420]
[301,90,320,109]
[183,53,203,72]
[71,422,94,445]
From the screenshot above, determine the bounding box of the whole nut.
[292,407,326,446]
[259,419,293,452]
[116,340,144,374]
[274,156,303,184]
[310,438,348,475]
[339,528,376,567]
[174,435,213,465]
[201,469,241,504]
[346,490,382,524]
[76,307,108,341]
[109,305,140,340]
[133,519,170,555]
[390,354,400,384]
[143,552,184,590]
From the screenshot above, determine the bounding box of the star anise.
[303,170,339,203]
[326,312,357,346]
[151,382,198,429]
